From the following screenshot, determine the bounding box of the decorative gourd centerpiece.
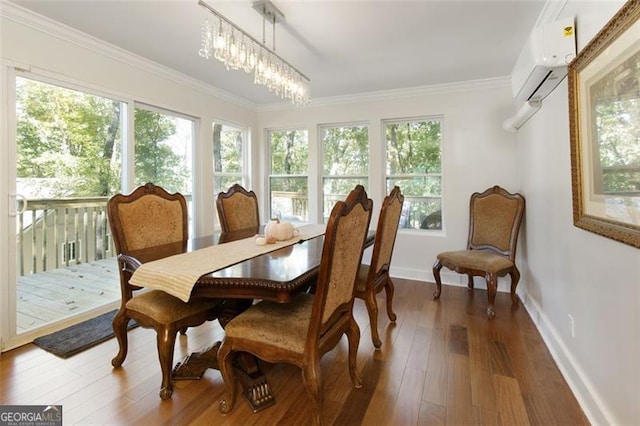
[264,218,297,241]
[255,219,299,245]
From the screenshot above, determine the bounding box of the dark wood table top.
[120,226,375,304]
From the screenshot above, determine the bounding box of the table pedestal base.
[172,342,220,380]
[239,368,275,412]
[172,343,275,412]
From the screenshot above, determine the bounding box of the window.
[385,118,443,230]
[15,76,124,274]
[268,129,309,223]
[61,241,78,263]
[134,104,194,233]
[320,124,369,221]
[213,122,247,195]
[10,72,201,338]
[16,76,124,198]
[134,104,193,194]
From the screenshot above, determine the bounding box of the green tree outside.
[16,77,190,198]
[386,120,442,229]
[16,77,122,197]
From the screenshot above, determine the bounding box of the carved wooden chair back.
[108,182,187,298]
[369,186,404,280]
[467,185,525,262]
[309,184,374,345]
[216,183,260,232]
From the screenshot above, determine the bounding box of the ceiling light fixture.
[198,0,310,106]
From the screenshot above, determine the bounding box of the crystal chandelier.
[198,0,311,106]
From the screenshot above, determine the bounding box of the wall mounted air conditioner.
[511,17,576,103]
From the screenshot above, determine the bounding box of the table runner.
[129,224,326,302]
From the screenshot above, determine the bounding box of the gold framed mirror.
[568,0,640,248]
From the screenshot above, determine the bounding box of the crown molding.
[257,76,511,112]
[0,1,257,110]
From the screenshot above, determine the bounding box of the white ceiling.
[9,0,547,105]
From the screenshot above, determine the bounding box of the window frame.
[383,115,444,232]
[318,122,370,223]
[212,120,250,193]
[133,102,197,236]
[266,127,310,224]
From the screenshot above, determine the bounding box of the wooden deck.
[16,258,120,333]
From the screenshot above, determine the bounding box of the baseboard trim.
[520,293,613,426]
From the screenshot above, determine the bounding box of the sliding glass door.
[12,75,124,339]
[4,71,196,349]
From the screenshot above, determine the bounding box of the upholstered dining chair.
[217,185,373,426]
[432,185,525,318]
[355,186,404,349]
[216,183,260,232]
[107,182,220,400]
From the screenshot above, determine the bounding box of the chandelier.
[198,0,311,106]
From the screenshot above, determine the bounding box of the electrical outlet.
[568,314,575,338]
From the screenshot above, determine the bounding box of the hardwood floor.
[0,279,589,425]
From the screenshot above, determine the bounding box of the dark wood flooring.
[0,279,589,425]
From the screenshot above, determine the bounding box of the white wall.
[517,2,639,425]
[257,81,520,290]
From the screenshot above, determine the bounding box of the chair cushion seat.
[224,293,314,354]
[437,250,513,274]
[126,290,219,324]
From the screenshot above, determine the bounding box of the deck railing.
[272,191,441,229]
[16,197,113,276]
[15,192,439,276]
[271,191,309,221]
[17,193,312,276]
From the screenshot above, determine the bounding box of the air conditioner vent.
[511,17,576,103]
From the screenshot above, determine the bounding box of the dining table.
[117,224,375,412]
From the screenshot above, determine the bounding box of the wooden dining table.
[118,226,375,412]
